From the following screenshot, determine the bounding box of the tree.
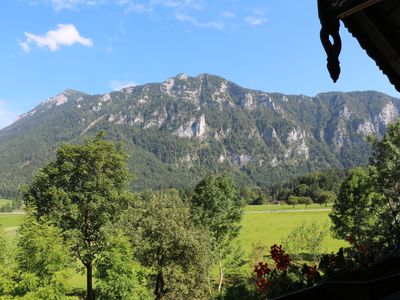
[287,196,299,208]
[15,212,74,298]
[0,230,15,297]
[283,221,329,262]
[191,174,243,292]
[0,230,7,266]
[125,190,211,300]
[331,168,386,245]
[298,196,313,208]
[96,231,152,300]
[369,122,400,248]
[240,186,261,205]
[295,184,309,197]
[317,191,336,207]
[23,134,130,300]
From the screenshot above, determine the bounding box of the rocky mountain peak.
[1,74,400,195]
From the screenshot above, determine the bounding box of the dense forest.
[3,120,400,299]
[0,74,399,198]
[237,168,346,206]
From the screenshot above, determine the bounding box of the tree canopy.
[331,122,400,258]
[23,134,130,300]
[124,190,211,300]
[191,174,243,292]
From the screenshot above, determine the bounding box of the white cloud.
[150,0,204,10]
[19,42,31,52]
[47,0,105,11]
[110,80,137,91]
[175,13,225,30]
[245,16,266,26]
[0,100,18,129]
[20,24,93,52]
[45,0,204,11]
[221,11,236,19]
[124,2,152,13]
[30,0,263,31]
[105,45,114,52]
[28,1,241,31]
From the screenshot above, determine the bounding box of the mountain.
[0,73,399,198]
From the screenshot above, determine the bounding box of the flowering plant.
[254,244,321,297]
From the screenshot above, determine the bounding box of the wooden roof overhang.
[318,0,400,92]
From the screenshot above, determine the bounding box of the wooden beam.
[337,0,382,19]
[352,10,400,75]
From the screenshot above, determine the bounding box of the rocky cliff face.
[0,74,399,196]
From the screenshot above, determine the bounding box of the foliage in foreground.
[0,212,76,299]
[23,134,130,300]
[123,190,211,300]
[95,232,152,300]
[191,174,244,293]
[254,244,320,298]
[331,121,400,260]
[283,221,329,262]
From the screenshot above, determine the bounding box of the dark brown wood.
[273,271,400,300]
[318,0,400,92]
[337,0,383,18]
[351,11,400,74]
[86,262,94,300]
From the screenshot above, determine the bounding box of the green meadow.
[0,213,24,240]
[0,198,13,206]
[0,205,346,255]
[0,205,347,295]
[237,206,347,255]
[243,203,333,212]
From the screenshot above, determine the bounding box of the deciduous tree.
[369,122,400,247]
[125,190,211,300]
[191,174,243,292]
[15,212,74,298]
[96,231,151,300]
[24,134,130,300]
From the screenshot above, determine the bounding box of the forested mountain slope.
[0,73,399,197]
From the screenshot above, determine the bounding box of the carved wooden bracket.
[318,0,342,83]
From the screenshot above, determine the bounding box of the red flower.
[306,265,318,280]
[254,262,271,278]
[345,235,354,244]
[256,277,271,294]
[270,244,291,271]
[359,243,367,254]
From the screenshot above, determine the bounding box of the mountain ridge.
[0,73,399,198]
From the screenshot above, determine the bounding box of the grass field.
[0,213,24,240]
[0,206,347,294]
[236,206,347,255]
[1,207,346,253]
[0,198,13,206]
[243,203,333,212]
[0,212,87,294]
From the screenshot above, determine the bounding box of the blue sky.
[0,0,398,128]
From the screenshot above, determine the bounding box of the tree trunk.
[86,262,94,300]
[217,260,224,292]
[154,271,164,300]
[207,273,213,296]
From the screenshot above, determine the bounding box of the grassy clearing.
[236,209,347,256]
[0,198,13,206]
[244,203,333,212]
[1,209,346,255]
[0,213,87,294]
[0,213,24,240]
[1,208,347,293]
[0,214,24,227]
